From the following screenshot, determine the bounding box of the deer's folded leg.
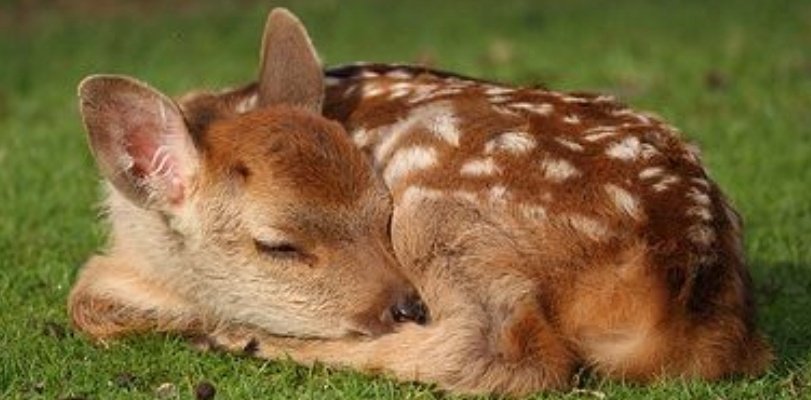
[204,196,577,395]
[68,255,207,340]
[205,287,574,396]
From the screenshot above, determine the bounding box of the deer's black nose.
[391,294,428,325]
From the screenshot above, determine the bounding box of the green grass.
[1,0,809,398]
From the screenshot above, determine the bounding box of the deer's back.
[324,65,735,271]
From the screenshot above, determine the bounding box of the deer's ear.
[258,8,324,112]
[78,75,198,210]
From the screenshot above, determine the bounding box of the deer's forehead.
[200,107,376,208]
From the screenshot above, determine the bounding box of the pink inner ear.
[120,106,188,206]
[126,129,159,180]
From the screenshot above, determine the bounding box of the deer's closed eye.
[254,239,302,260]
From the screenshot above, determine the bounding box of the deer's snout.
[390,292,428,325]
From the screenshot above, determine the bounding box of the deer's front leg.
[68,255,209,340]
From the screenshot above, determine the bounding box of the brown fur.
[305,63,771,392]
[68,8,772,396]
[205,11,770,394]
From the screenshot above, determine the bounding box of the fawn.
[196,9,773,394]
[69,8,772,395]
[68,11,426,342]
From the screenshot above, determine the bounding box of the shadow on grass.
[752,261,811,372]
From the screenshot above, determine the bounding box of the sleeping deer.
[196,9,773,394]
[69,8,772,396]
[68,14,426,343]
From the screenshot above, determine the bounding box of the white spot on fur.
[540,157,580,182]
[620,122,647,130]
[426,86,465,100]
[560,95,590,104]
[460,157,500,176]
[639,167,664,180]
[430,112,461,147]
[387,82,413,100]
[235,94,258,114]
[408,84,439,103]
[359,70,379,79]
[492,105,520,117]
[606,137,642,161]
[386,69,413,79]
[510,102,554,116]
[485,86,514,96]
[583,127,619,142]
[554,137,585,152]
[351,128,371,148]
[562,114,582,124]
[690,177,710,189]
[362,82,387,98]
[324,76,342,87]
[687,206,713,221]
[652,175,680,192]
[490,95,512,103]
[633,112,653,125]
[686,187,714,221]
[489,185,509,204]
[373,102,454,162]
[445,78,475,88]
[604,184,641,219]
[566,214,610,240]
[388,89,410,100]
[687,187,711,206]
[484,131,536,155]
[683,143,703,164]
[611,108,636,118]
[687,224,716,246]
[383,146,437,188]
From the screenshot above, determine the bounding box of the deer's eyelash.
[253,239,302,260]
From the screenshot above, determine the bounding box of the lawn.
[1,0,809,398]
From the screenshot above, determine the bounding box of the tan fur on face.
[69,9,418,342]
[71,95,413,339]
